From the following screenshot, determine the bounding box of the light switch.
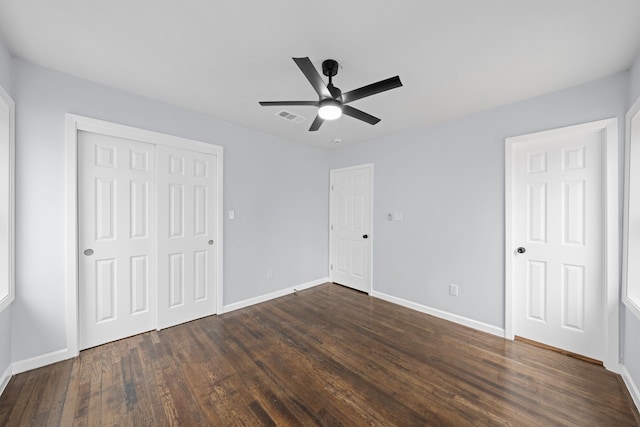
[228,210,235,220]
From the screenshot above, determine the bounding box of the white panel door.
[78,131,156,350]
[513,130,603,360]
[157,145,218,329]
[330,165,372,293]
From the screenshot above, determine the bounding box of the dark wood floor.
[1,283,638,426]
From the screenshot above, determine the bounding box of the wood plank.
[0,283,637,426]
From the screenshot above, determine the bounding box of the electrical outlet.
[267,269,274,279]
[449,284,459,297]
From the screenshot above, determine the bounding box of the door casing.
[65,114,224,357]
[505,118,619,372]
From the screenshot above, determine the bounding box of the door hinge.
[331,224,333,231]
[330,264,333,270]
[331,185,334,191]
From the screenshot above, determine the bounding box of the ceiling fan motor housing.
[322,59,339,77]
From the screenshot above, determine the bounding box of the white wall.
[329,72,627,329]
[10,59,329,362]
[0,37,12,384]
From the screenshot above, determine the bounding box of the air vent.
[276,110,307,124]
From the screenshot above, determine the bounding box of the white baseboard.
[11,348,75,375]
[621,364,640,413]
[0,364,12,397]
[5,278,329,379]
[371,290,505,337]
[223,277,329,314]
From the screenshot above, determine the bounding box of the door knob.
[363,234,368,239]
[208,240,214,245]
[516,247,526,254]
[83,249,94,256]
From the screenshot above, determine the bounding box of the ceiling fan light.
[318,100,342,120]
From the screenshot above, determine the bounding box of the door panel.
[157,146,218,329]
[330,165,372,293]
[513,130,603,361]
[526,260,546,322]
[78,131,156,350]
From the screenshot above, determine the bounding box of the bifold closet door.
[157,145,218,329]
[78,131,157,350]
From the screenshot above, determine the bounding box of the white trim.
[371,290,505,337]
[505,118,619,372]
[11,348,74,375]
[329,163,374,294]
[65,114,221,154]
[0,364,12,397]
[64,116,80,357]
[602,119,620,373]
[622,96,640,320]
[222,278,328,313]
[0,85,14,312]
[65,114,224,356]
[621,364,640,413]
[504,137,514,340]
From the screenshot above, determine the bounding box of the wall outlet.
[267,269,274,279]
[449,284,459,297]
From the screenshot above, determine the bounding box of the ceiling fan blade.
[259,101,318,106]
[342,105,381,125]
[341,76,403,104]
[309,114,324,131]
[293,57,332,99]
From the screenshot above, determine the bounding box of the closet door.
[157,145,219,329]
[78,131,156,349]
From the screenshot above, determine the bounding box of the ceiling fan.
[259,57,403,131]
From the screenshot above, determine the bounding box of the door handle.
[83,249,94,256]
[516,247,526,254]
[363,234,368,239]
[208,240,214,245]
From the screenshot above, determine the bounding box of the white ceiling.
[1,1,640,149]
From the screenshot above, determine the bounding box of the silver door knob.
[83,249,94,256]
[208,240,214,245]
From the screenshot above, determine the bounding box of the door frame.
[504,118,619,372]
[64,114,224,357]
[329,163,374,294]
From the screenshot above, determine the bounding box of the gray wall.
[328,73,627,328]
[2,39,639,412]
[624,51,640,391]
[0,39,10,91]
[0,38,12,379]
[630,54,640,105]
[10,59,329,362]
